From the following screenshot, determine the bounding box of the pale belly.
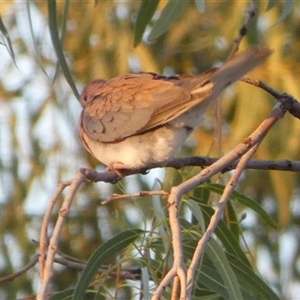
[80,124,192,169]
[79,105,207,170]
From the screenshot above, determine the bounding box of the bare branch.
[241,77,281,98]
[227,0,258,60]
[83,156,300,186]
[171,276,181,300]
[37,171,86,300]
[54,255,141,280]
[80,167,123,182]
[152,188,187,299]
[39,180,72,279]
[166,156,300,172]
[242,78,300,119]
[0,255,39,283]
[102,190,169,204]
[152,268,178,300]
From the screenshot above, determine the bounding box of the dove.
[79,47,271,176]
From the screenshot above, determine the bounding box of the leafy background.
[1,0,300,299]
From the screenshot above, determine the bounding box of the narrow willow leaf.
[48,288,74,300]
[226,200,240,239]
[190,197,251,266]
[266,0,279,10]
[203,183,278,228]
[270,0,295,27]
[184,239,278,299]
[49,289,99,300]
[277,0,295,22]
[227,253,280,299]
[25,2,49,77]
[206,239,243,300]
[72,229,143,300]
[47,0,79,99]
[193,185,211,204]
[191,295,221,300]
[134,0,159,47]
[141,267,150,300]
[0,15,16,65]
[194,0,205,13]
[148,0,189,41]
[198,264,229,297]
[52,0,71,83]
[183,199,206,234]
[152,179,170,253]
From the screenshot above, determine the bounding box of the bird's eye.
[83,95,88,102]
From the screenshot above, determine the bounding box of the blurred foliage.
[0,0,300,299]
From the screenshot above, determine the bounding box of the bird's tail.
[192,46,272,97]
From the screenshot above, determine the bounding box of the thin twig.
[102,190,169,204]
[37,171,86,300]
[241,77,281,98]
[39,180,72,279]
[152,268,178,300]
[0,255,39,283]
[242,77,300,119]
[152,184,190,299]
[227,0,258,60]
[54,255,141,279]
[152,188,187,299]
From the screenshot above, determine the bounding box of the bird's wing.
[80,72,213,142]
[81,46,272,143]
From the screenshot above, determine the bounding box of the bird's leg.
[106,162,135,177]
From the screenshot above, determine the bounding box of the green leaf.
[279,0,295,22]
[25,2,49,77]
[52,0,71,83]
[227,253,280,299]
[189,196,251,267]
[134,0,159,47]
[49,289,99,300]
[193,185,211,205]
[206,239,243,300]
[0,15,16,65]
[152,179,170,253]
[183,199,206,234]
[185,195,279,299]
[148,0,189,41]
[270,0,295,26]
[192,295,221,300]
[72,229,144,300]
[266,0,279,10]
[226,200,240,239]
[198,264,229,297]
[184,239,279,299]
[194,0,206,13]
[203,183,278,229]
[47,0,79,99]
[49,288,74,300]
[141,266,151,300]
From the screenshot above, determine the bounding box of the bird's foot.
[106,162,150,177]
[106,162,134,178]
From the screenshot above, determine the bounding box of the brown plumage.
[79,47,272,176]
